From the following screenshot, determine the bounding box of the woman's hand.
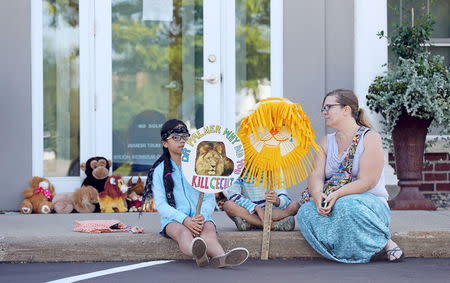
[265,190,280,206]
[322,191,340,215]
[313,192,329,217]
[183,216,203,236]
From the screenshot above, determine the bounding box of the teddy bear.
[79,156,111,212]
[73,185,99,213]
[126,177,145,212]
[99,175,128,213]
[20,176,55,214]
[52,192,75,214]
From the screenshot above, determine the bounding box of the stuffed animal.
[73,185,99,213]
[99,175,128,213]
[20,176,55,214]
[215,192,227,211]
[127,176,157,212]
[80,156,111,193]
[80,156,111,212]
[126,177,145,212]
[52,192,75,214]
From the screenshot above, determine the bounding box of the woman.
[143,119,249,268]
[297,89,404,263]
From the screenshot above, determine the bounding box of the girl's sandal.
[386,246,405,262]
[191,237,209,267]
[210,248,249,268]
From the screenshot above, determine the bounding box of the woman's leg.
[200,222,225,258]
[222,200,263,227]
[165,222,194,256]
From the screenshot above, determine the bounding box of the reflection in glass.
[235,0,271,124]
[387,0,449,38]
[429,0,449,38]
[42,0,80,177]
[111,0,203,175]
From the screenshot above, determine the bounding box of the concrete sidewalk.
[0,211,449,262]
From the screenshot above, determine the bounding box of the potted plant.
[367,15,450,210]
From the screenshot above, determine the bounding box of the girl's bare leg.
[165,222,194,256]
[200,222,225,258]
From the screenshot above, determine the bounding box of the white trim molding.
[354,0,398,186]
[31,0,44,177]
[270,0,283,98]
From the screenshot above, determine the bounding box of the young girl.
[144,119,249,268]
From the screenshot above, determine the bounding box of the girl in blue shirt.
[143,119,249,268]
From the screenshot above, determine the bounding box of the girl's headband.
[161,125,189,140]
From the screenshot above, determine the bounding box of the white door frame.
[32,0,283,192]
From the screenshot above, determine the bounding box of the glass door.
[95,0,222,176]
[34,0,281,190]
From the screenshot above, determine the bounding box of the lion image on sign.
[195,141,234,176]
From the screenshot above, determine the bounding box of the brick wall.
[388,152,450,193]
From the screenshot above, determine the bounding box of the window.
[42,0,80,177]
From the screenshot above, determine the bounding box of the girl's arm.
[152,165,188,224]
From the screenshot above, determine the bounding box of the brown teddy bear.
[73,185,99,213]
[20,176,55,214]
[52,192,75,214]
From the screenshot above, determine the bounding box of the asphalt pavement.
[1,258,450,283]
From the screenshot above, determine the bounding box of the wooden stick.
[195,192,204,216]
[261,198,273,260]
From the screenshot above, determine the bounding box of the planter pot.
[388,112,436,210]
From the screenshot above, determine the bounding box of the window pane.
[111,0,203,175]
[429,46,450,67]
[429,0,450,38]
[235,0,271,123]
[388,0,449,38]
[387,0,428,34]
[43,0,80,177]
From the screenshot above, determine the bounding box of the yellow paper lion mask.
[238,97,319,189]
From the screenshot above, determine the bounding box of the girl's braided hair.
[142,119,189,208]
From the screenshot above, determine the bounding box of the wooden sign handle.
[261,200,273,260]
[195,192,204,216]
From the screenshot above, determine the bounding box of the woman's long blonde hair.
[323,89,373,128]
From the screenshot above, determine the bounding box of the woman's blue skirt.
[297,192,391,263]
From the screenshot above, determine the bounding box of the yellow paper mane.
[238,97,319,189]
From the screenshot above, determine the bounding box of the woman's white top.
[325,131,389,205]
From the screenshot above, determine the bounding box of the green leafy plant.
[377,15,434,61]
[367,15,450,147]
[367,53,450,136]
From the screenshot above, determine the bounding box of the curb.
[1,231,450,262]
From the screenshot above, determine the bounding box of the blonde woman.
[297,89,404,263]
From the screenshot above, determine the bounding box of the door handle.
[196,75,219,84]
